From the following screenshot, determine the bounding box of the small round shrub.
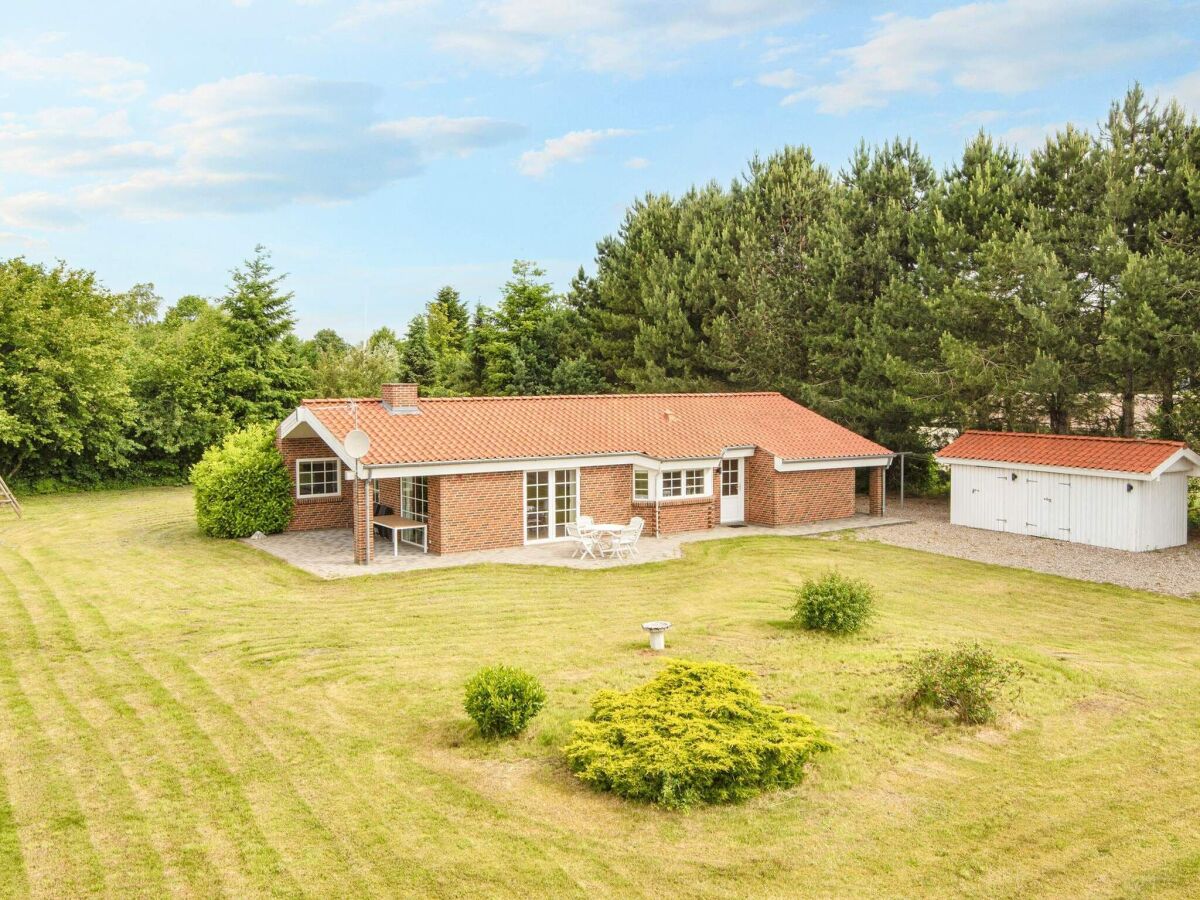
[562,660,832,809]
[902,642,1022,725]
[463,665,547,738]
[792,571,875,634]
[190,424,293,538]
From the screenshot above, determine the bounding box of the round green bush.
[463,665,547,738]
[902,642,1022,725]
[792,571,875,634]
[190,424,293,538]
[562,660,832,808]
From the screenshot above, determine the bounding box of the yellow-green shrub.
[190,424,292,538]
[563,660,832,808]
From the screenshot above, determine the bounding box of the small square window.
[297,459,340,497]
[661,470,682,498]
[684,469,704,496]
[633,469,650,500]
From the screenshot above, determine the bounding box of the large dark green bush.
[792,571,875,634]
[463,665,547,738]
[903,642,1022,725]
[563,660,832,808]
[190,423,293,538]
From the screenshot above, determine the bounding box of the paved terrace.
[243,514,908,579]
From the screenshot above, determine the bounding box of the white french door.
[524,469,578,542]
[719,458,744,524]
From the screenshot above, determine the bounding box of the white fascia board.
[358,452,723,481]
[1150,447,1200,478]
[774,454,894,472]
[720,446,757,459]
[279,407,357,469]
[938,456,1163,482]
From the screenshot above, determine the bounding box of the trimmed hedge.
[792,571,875,634]
[190,424,293,538]
[563,660,832,808]
[463,665,547,738]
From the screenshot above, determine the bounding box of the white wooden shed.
[936,431,1200,552]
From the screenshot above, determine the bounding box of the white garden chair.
[566,520,600,560]
[609,516,644,560]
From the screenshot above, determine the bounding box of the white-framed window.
[633,468,651,501]
[296,458,340,498]
[525,468,578,542]
[661,467,708,499]
[399,476,429,548]
[401,476,429,522]
[661,470,682,497]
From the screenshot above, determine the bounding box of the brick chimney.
[381,383,420,412]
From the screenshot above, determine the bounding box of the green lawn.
[1,487,1199,898]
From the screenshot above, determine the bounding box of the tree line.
[1,86,1196,490]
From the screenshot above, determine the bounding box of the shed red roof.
[936,430,1187,475]
[297,391,890,466]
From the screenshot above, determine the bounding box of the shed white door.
[1022,473,1052,537]
[719,458,744,523]
[992,469,1019,532]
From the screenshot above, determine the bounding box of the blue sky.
[2,0,1198,339]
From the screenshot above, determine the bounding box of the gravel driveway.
[856,496,1200,599]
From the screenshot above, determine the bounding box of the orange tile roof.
[299,392,891,466]
[936,430,1187,474]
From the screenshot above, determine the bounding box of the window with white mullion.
[296,459,340,498]
[399,476,429,547]
[525,469,577,542]
[661,467,707,499]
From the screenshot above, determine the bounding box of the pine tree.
[220,246,305,423]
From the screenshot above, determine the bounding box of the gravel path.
[856,496,1200,598]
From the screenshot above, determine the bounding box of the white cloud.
[756,68,801,89]
[783,0,1184,114]
[518,128,634,177]
[1156,68,1200,114]
[999,121,1068,152]
[0,37,148,102]
[0,191,83,230]
[332,0,433,30]
[435,0,813,76]
[0,107,170,177]
[0,230,49,250]
[432,30,549,73]
[624,156,650,169]
[0,73,525,226]
[372,115,526,156]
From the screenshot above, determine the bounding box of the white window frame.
[659,467,711,499]
[633,467,652,501]
[524,468,579,544]
[296,458,341,498]
[399,476,429,548]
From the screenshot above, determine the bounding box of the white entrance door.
[719,459,745,523]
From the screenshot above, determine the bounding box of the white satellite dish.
[344,428,370,460]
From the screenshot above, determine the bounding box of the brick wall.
[277,436,353,532]
[580,465,635,524]
[744,449,856,525]
[775,467,856,524]
[745,451,776,525]
[654,496,714,534]
[435,470,525,553]
[868,466,885,515]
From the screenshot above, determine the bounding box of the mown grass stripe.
[4,549,301,899]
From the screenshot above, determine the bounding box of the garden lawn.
[1,487,1199,898]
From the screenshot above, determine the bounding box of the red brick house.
[275,384,893,563]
